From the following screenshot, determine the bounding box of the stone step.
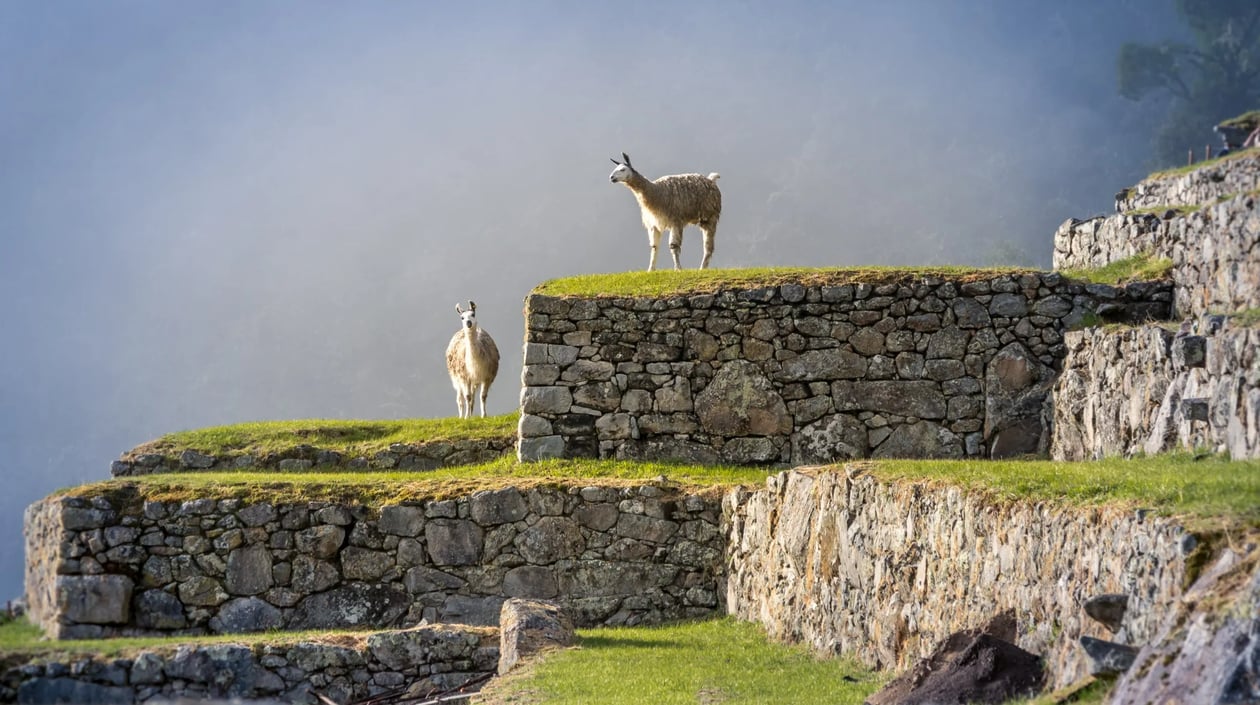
[1113,150,1260,213]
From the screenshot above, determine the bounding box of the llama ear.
[455,304,463,314]
[610,157,621,165]
[469,300,477,312]
[622,152,632,168]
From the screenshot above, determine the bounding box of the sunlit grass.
[55,457,773,508]
[531,266,1033,298]
[473,617,883,705]
[1059,252,1172,285]
[127,413,520,460]
[1145,146,1259,179]
[868,454,1260,528]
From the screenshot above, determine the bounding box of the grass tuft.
[1227,308,1260,328]
[1059,252,1172,285]
[473,617,883,705]
[532,266,1034,298]
[1145,146,1259,180]
[126,413,519,460]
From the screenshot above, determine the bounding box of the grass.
[531,266,1033,298]
[1217,110,1260,130]
[126,413,520,460]
[54,457,773,508]
[867,454,1260,530]
[472,617,882,705]
[1145,145,1258,180]
[1126,203,1202,218]
[1229,308,1260,328]
[0,617,492,663]
[1059,252,1172,285]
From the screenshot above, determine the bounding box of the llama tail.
[707,172,721,181]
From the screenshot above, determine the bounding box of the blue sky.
[0,1,1183,600]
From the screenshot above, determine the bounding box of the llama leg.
[647,227,662,271]
[479,384,489,418]
[455,389,465,419]
[668,226,683,270]
[701,225,716,269]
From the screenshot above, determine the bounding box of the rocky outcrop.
[0,625,497,705]
[519,274,1170,464]
[1112,150,1260,213]
[1051,320,1260,460]
[1110,547,1260,705]
[24,484,724,639]
[724,467,1193,689]
[111,437,516,476]
[1053,192,1260,319]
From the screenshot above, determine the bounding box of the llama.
[609,153,722,270]
[445,300,500,419]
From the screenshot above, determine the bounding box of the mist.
[0,0,1183,600]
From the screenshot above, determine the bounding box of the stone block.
[498,599,575,675]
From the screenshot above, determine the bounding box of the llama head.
[455,300,478,331]
[609,152,636,183]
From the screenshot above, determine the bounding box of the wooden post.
[1206,144,1212,161]
[1188,149,1194,166]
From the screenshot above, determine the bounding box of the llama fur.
[609,153,722,270]
[445,300,500,419]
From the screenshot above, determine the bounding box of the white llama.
[445,300,500,419]
[609,152,722,270]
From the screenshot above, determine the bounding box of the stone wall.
[1113,150,1260,213]
[518,274,1170,465]
[2,625,497,705]
[723,467,1193,690]
[24,484,724,639]
[1052,193,1260,319]
[111,436,516,477]
[1051,321,1260,461]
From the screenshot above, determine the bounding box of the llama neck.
[624,172,662,208]
[463,328,483,370]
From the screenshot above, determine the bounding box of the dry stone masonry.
[1052,320,1260,460]
[518,275,1170,465]
[723,468,1194,690]
[1112,151,1260,213]
[1,625,496,705]
[24,484,725,639]
[110,436,516,477]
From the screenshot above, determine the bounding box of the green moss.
[531,266,1034,299]
[1218,110,1260,130]
[1059,252,1172,285]
[127,413,519,460]
[1126,203,1202,217]
[1227,308,1260,328]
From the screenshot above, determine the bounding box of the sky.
[0,0,1186,601]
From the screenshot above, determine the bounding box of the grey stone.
[850,328,885,355]
[180,449,216,469]
[439,594,506,627]
[425,519,484,566]
[574,381,622,412]
[779,349,867,381]
[518,435,566,462]
[134,589,187,629]
[873,421,963,459]
[574,503,620,531]
[985,342,1054,458]
[1084,593,1129,633]
[341,547,391,581]
[57,575,132,624]
[615,514,679,544]
[1172,335,1207,369]
[289,584,409,629]
[470,488,528,525]
[556,560,677,597]
[378,505,425,537]
[793,414,868,464]
[130,651,165,685]
[498,599,575,675]
[225,544,273,596]
[295,525,345,559]
[990,293,1028,317]
[696,360,792,437]
[404,565,467,593]
[236,503,277,527]
[178,576,227,607]
[503,566,559,599]
[1080,636,1138,676]
[290,556,340,593]
[721,437,781,464]
[516,517,585,565]
[209,596,283,633]
[18,678,133,705]
[521,386,573,415]
[927,327,970,359]
[953,298,992,328]
[518,414,554,438]
[833,381,946,419]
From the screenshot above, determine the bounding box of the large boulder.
[867,628,1043,705]
[697,361,792,437]
[985,342,1055,458]
[498,599,576,675]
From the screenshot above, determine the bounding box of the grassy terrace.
[124,412,519,461]
[1145,145,1259,180]
[530,266,1034,298]
[1058,252,1173,285]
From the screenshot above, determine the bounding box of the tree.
[1117,0,1260,165]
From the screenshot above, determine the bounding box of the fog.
[0,1,1182,600]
